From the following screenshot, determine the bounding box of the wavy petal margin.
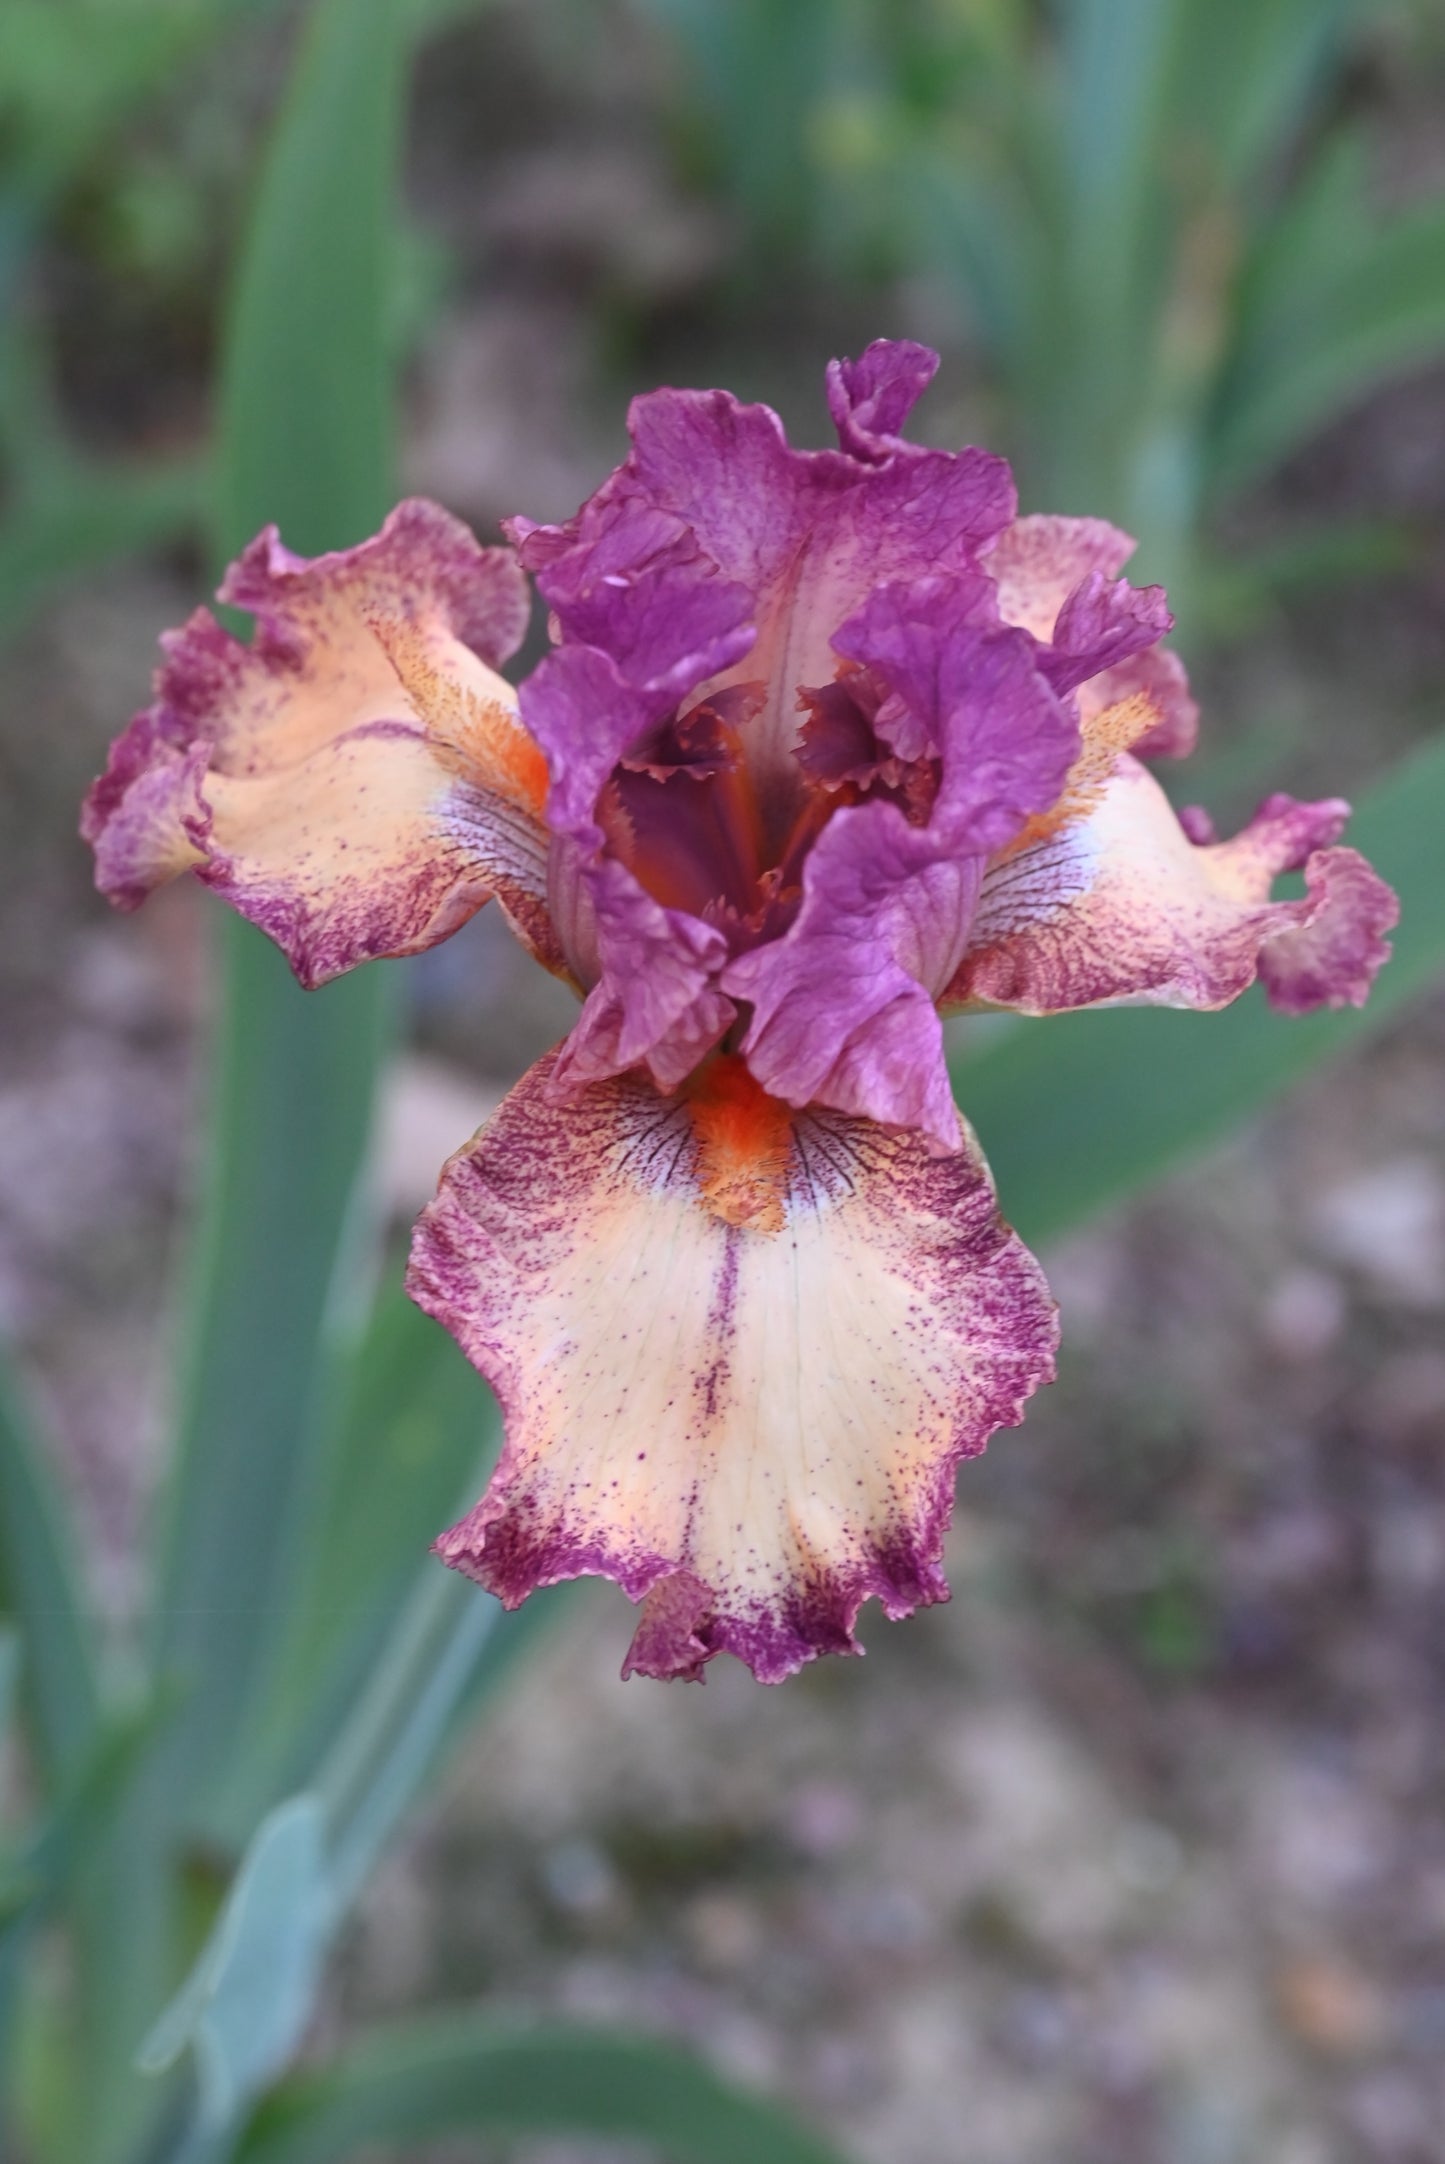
[82,499,561,985]
[407,1053,1057,1683]
[520,644,739,1090]
[987,513,1197,758]
[724,582,1076,1147]
[825,337,940,460]
[512,345,1017,836]
[949,762,1399,1015]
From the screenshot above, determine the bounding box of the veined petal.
[825,338,939,460]
[987,513,1196,756]
[725,583,1076,1146]
[512,351,1016,839]
[521,645,738,1089]
[407,1053,1057,1684]
[948,759,1398,1016]
[83,499,559,986]
[553,854,736,1093]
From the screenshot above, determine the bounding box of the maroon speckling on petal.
[407,1052,1057,1684]
[82,498,559,986]
[951,774,1397,1018]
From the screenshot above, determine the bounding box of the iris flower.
[84,341,1397,1682]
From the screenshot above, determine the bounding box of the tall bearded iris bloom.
[84,342,1397,1683]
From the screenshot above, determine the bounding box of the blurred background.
[3,1,1445,2159]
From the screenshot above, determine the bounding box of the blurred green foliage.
[646,0,1445,620]
[0,0,484,635]
[4,0,1445,636]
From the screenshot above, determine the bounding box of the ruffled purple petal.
[985,514,1135,636]
[1040,570,1173,698]
[724,809,979,1152]
[553,853,735,1092]
[519,645,737,1088]
[511,350,1018,829]
[834,576,1080,852]
[507,492,755,707]
[726,578,1075,1144]
[519,644,655,840]
[825,337,940,461]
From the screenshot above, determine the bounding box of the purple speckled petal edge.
[407,1052,1058,1683]
[953,772,1399,1016]
[82,498,554,986]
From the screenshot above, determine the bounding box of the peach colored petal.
[407,1052,1057,1683]
[947,757,1395,1016]
[84,499,561,986]
[987,513,1135,640]
[988,513,1197,758]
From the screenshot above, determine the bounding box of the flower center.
[598,666,938,951]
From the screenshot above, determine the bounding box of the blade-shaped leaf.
[258,1284,495,1771]
[951,730,1445,1249]
[0,1628,17,1749]
[316,1566,499,1911]
[0,1355,102,1787]
[0,1678,176,2139]
[1054,0,1182,410]
[1211,190,1445,493]
[150,1563,566,2154]
[140,1796,331,2164]
[224,1271,566,1839]
[148,0,406,1842]
[1165,0,1353,192]
[238,2015,855,2164]
[305,1555,572,1915]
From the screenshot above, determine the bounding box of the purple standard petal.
[1039,570,1173,698]
[829,566,998,762]
[511,348,1017,831]
[835,576,1080,851]
[507,491,756,707]
[727,579,1077,1146]
[825,338,940,461]
[520,645,737,1090]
